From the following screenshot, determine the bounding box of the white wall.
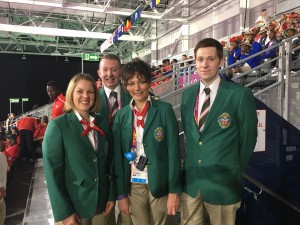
[125,0,277,63]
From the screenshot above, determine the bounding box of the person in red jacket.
[33,116,48,158]
[17,115,38,162]
[2,134,20,171]
[11,126,20,146]
[46,80,66,119]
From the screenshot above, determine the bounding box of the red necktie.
[133,101,150,128]
[80,119,105,137]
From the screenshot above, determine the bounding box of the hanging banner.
[100,5,141,53]
[100,39,113,53]
[150,0,161,8]
[131,6,141,25]
[117,23,124,39]
[124,16,132,33]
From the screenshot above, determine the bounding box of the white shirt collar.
[103,85,121,99]
[73,110,95,124]
[130,95,152,110]
[200,76,221,95]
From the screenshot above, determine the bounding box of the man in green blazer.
[97,54,132,225]
[180,38,258,225]
[97,54,132,126]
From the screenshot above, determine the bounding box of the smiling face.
[72,79,95,116]
[126,73,150,104]
[98,58,122,90]
[195,47,223,86]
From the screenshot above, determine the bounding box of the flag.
[151,0,160,8]
[124,16,132,32]
[112,30,118,43]
[22,98,29,102]
[100,39,112,53]
[117,24,124,39]
[10,98,19,103]
[131,6,141,25]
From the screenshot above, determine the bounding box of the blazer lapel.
[183,82,200,138]
[190,84,201,129]
[68,112,95,152]
[143,101,157,136]
[202,81,229,133]
[120,87,131,108]
[99,88,109,117]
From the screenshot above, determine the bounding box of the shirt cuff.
[117,195,127,200]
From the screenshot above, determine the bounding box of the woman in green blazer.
[43,73,116,225]
[112,58,182,225]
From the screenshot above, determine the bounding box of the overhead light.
[22,54,26,60]
[65,57,69,62]
[51,51,61,56]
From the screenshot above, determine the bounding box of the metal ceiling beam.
[0,23,145,41]
[0,0,162,20]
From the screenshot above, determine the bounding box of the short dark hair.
[7,134,17,141]
[41,115,49,124]
[122,58,152,88]
[100,54,121,67]
[194,38,223,60]
[262,9,266,12]
[47,80,59,88]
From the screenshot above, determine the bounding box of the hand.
[102,201,114,216]
[167,193,179,215]
[118,197,131,216]
[61,213,80,225]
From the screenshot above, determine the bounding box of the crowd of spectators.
[150,54,195,88]
[0,114,48,178]
[226,9,300,77]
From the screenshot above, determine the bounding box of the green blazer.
[42,112,116,222]
[113,99,182,198]
[98,85,132,121]
[181,80,258,205]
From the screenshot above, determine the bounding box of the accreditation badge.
[154,127,164,142]
[218,112,231,129]
[131,163,148,184]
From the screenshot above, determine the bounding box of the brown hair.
[100,54,121,68]
[194,38,224,60]
[122,58,152,90]
[64,73,101,113]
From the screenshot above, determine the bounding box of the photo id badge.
[131,163,148,184]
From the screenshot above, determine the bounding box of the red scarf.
[133,101,150,128]
[80,119,105,137]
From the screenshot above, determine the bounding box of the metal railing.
[154,34,300,130]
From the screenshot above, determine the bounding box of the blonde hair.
[64,73,101,113]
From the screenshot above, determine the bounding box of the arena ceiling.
[0,0,218,59]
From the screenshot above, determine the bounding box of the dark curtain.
[0,54,99,121]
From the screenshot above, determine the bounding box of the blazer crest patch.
[218,112,231,129]
[154,127,164,142]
